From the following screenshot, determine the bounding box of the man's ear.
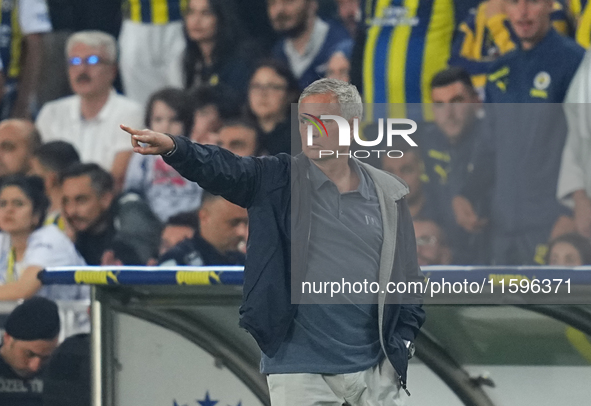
[99,191,114,210]
[47,172,59,189]
[198,207,208,225]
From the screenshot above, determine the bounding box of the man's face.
[431,81,480,143]
[0,121,33,176]
[267,0,311,36]
[1,333,58,378]
[381,151,423,203]
[199,198,248,254]
[62,175,113,233]
[413,220,451,266]
[325,52,351,83]
[68,42,116,98]
[159,225,196,256]
[218,125,257,156]
[505,0,552,46]
[299,93,350,161]
[335,0,360,35]
[190,105,222,145]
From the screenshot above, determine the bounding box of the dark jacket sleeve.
[162,136,262,208]
[393,198,426,342]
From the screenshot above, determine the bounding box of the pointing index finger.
[120,124,141,136]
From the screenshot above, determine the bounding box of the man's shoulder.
[38,95,77,115]
[108,92,144,115]
[552,32,585,62]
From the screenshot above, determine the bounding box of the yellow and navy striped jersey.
[362,0,456,120]
[0,0,23,80]
[571,0,591,47]
[124,0,188,24]
[450,1,573,90]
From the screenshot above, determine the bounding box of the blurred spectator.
[421,67,488,264]
[30,141,80,230]
[484,0,583,103]
[0,297,60,406]
[413,218,452,266]
[39,0,123,107]
[558,49,591,238]
[118,0,185,106]
[0,175,87,301]
[246,59,299,155]
[123,88,203,222]
[233,0,278,53]
[381,144,437,220]
[218,119,259,156]
[453,0,584,265]
[0,119,41,177]
[60,163,159,266]
[182,0,260,103]
[352,0,457,120]
[159,211,199,256]
[546,232,591,266]
[450,0,573,95]
[188,85,228,145]
[335,0,360,37]
[160,192,247,266]
[268,0,352,89]
[35,31,144,192]
[325,41,353,82]
[42,333,90,406]
[0,0,52,119]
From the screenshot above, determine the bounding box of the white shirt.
[0,225,88,300]
[18,0,52,35]
[558,49,591,208]
[35,90,144,170]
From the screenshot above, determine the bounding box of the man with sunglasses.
[35,31,143,192]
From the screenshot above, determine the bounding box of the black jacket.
[163,137,425,386]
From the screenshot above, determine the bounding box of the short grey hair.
[299,78,363,121]
[66,31,118,62]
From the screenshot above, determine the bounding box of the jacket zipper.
[399,376,411,396]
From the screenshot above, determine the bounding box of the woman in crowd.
[182,0,260,102]
[0,175,86,301]
[546,233,591,266]
[124,88,203,222]
[245,59,300,155]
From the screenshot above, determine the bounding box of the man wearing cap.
[0,297,60,405]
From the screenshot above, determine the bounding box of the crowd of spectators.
[0,0,589,308]
[1,1,591,404]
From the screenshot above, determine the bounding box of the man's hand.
[120,125,175,155]
[452,195,488,233]
[573,190,591,238]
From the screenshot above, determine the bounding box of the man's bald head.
[0,119,42,176]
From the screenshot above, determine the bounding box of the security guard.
[453,0,584,265]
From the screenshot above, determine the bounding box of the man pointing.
[122,78,425,406]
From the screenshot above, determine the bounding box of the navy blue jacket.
[163,137,425,385]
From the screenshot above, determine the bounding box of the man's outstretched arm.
[120,125,264,208]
